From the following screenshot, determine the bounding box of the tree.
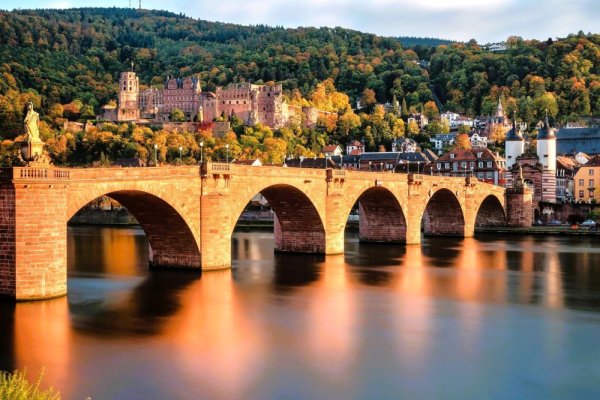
[454,133,471,150]
[532,92,558,120]
[170,108,186,122]
[407,120,420,135]
[423,101,439,120]
[360,88,377,109]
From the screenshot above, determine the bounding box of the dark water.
[2,226,600,399]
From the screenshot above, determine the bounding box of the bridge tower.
[536,113,557,202]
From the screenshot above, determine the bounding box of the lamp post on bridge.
[200,141,204,163]
[225,143,230,163]
[153,144,158,166]
[368,161,372,171]
[300,155,304,168]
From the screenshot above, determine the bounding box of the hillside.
[0,8,434,133]
[0,7,597,169]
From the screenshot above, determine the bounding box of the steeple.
[495,97,504,119]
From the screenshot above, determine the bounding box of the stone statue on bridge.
[24,102,41,142]
[20,102,50,166]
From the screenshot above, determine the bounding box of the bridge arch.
[475,194,506,227]
[231,184,326,253]
[422,188,465,237]
[69,190,201,268]
[345,186,407,243]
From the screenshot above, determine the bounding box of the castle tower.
[505,116,524,169]
[117,71,140,121]
[536,112,557,202]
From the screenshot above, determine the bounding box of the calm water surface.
[1,226,600,399]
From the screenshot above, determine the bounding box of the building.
[430,133,456,152]
[100,71,330,130]
[469,132,488,148]
[322,145,342,157]
[557,127,600,156]
[556,156,577,202]
[505,116,557,203]
[429,148,506,186]
[392,137,418,153]
[346,140,365,155]
[573,155,600,203]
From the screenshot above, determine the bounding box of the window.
[579,190,584,198]
[487,171,494,179]
[590,169,595,176]
[590,179,595,187]
[487,161,492,168]
[477,152,482,158]
[436,163,441,170]
[450,154,455,159]
[477,172,484,179]
[453,162,458,171]
[461,162,467,169]
[445,163,450,169]
[580,179,585,186]
[469,162,474,168]
[478,161,483,168]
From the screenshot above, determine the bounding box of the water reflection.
[1,227,600,398]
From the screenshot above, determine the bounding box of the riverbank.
[476,226,600,236]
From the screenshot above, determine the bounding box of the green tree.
[170,108,186,122]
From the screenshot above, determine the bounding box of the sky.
[1,0,599,43]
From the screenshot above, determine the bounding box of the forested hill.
[0,7,599,137]
[0,8,430,110]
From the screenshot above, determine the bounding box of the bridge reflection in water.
[2,227,600,398]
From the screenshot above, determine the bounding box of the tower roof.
[537,112,557,140]
[506,117,523,141]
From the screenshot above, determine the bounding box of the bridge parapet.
[0,167,71,182]
[68,165,199,182]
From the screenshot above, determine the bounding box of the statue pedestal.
[20,140,49,167]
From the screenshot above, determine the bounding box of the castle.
[99,71,333,129]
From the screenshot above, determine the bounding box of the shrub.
[0,369,60,400]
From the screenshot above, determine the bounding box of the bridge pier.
[200,192,232,270]
[0,170,68,300]
[325,193,345,254]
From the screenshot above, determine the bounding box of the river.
[1,226,600,399]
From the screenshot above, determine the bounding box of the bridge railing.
[0,167,71,181]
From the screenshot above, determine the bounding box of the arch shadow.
[69,190,201,269]
[232,184,326,254]
[422,188,465,237]
[475,195,506,227]
[344,186,407,244]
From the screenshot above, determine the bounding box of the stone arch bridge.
[0,163,531,300]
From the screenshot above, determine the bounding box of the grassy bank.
[0,370,60,400]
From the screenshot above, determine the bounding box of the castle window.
[590,169,595,176]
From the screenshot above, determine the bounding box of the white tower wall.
[505,141,524,169]
[537,139,556,171]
